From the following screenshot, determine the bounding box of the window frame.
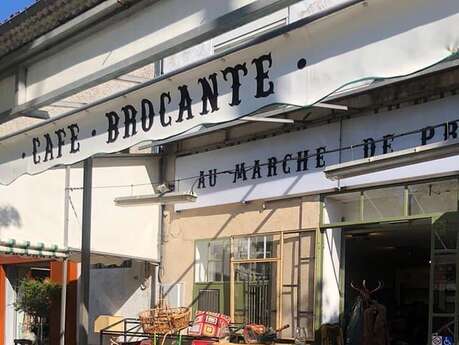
[321,175,459,228]
[194,238,230,283]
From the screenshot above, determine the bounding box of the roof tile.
[0,0,108,59]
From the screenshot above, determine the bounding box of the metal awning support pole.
[79,158,93,345]
[60,166,71,345]
[60,260,68,345]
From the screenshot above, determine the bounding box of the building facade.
[0,0,458,345]
[158,31,459,344]
[160,69,459,341]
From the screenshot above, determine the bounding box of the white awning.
[1,0,459,185]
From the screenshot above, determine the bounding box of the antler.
[351,280,383,302]
[350,281,364,294]
[369,281,384,294]
[351,281,370,301]
[362,280,384,295]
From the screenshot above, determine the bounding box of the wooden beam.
[278,232,284,330]
[230,237,235,322]
[232,257,279,264]
[0,266,5,345]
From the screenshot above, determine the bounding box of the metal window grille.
[197,289,220,313]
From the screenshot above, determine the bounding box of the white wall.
[5,267,17,345]
[89,261,153,345]
[320,206,342,324]
[0,168,67,249]
[67,157,160,261]
[321,227,342,325]
[0,156,160,261]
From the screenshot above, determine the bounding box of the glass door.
[429,212,459,344]
[233,261,276,326]
[230,234,282,328]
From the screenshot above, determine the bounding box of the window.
[195,239,230,283]
[161,283,183,308]
[363,186,405,220]
[408,179,458,215]
[197,289,220,313]
[322,178,459,226]
[194,232,315,337]
[233,235,274,260]
[324,192,361,224]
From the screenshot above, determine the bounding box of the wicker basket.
[139,305,190,335]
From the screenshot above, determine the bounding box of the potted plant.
[14,278,61,345]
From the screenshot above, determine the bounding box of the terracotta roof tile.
[0,0,109,58]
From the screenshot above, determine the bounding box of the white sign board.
[175,95,459,210]
[1,0,459,185]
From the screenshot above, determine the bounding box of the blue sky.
[0,0,36,22]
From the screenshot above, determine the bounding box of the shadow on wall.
[0,205,21,228]
[88,261,152,344]
[321,229,342,325]
[163,200,280,304]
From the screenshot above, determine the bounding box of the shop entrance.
[234,261,276,326]
[231,234,281,329]
[343,213,459,345]
[429,212,459,343]
[343,219,431,345]
[322,180,459,343]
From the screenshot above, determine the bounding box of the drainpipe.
[155,61,166,303]
[156,141,175,303]
[158,206,165,303]
[157,152,165,301]
[60,166,70,345]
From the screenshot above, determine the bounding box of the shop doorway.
[429,212,459,343]
[343,219,431,345]
[234,261,276,326]
[231,234,281,328]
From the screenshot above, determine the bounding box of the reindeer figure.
[349,280,388,345]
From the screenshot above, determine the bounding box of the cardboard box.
[94,315,125,333]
